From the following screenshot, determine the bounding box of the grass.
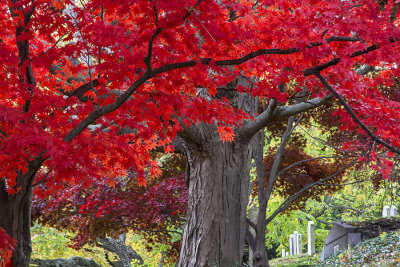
[269,253,320,267]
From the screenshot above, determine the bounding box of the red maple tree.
[1,0,400,266]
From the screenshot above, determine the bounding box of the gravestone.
[383,205,391,217]
[288,231,303,255]
[293,231,299,255]
[289,234,295,255]
[282,248,286,258]
[297,234,303,254]
[307,221,315,256]
[320,222,361,261]
[391,205,397,216]
[286,251,289,257]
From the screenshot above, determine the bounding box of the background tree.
[245,101,357,266]
[32,155,187,263]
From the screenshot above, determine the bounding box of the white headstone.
[293,231,299,255]
[286,251,289,257]
[307,221,315,256]
[334,244,340,253]
[281,248,286,258]
[297,234,303,254]
[391,205,397,216]
[383,205,391,217]
[289,234,294,255]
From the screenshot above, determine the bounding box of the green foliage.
[31,223,108,266]
[317,230,400,266]
[254,193,329,257]
[314,229,330,251]
[31,224,167,266]
[126,233,166,266]
[305,168,400,226]
[269,254,321,267]
[265,196,308,252]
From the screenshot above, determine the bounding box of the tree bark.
[0,179,33,267]
[31,256,101,267]
[250,133,269,267]
[96,234,144,266]
[0,156,43,267]
[177,123,253,267]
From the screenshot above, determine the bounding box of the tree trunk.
[177,124,252,267]
[0,179,33,267]
[252,204,269,267]
[0,157,42,267]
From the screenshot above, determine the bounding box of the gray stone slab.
[391,205,397,216]
[383,205,391,217]
[321,222,361,261]
[289,234,295,255]
[307,221,315,256]
[348,233,361,246]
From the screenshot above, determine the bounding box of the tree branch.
[303,43,383,76]
[59,79,99,102]
[265,159,358,225]
[241,94,331,139]
[276,155,350,178]
[246,217,257,231]
[240,99,277,141]
[245,227,256,252]
[315,73,400,155]
[274,94,332,118]
[263,115,299,206]
[63,72,151,142]
[62,34,363,143]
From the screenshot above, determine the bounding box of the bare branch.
[246,217,257,231]
[240,99,277,140]
[263,115,301,206]
[241,94,332,140]
[276,155,351,178]
[275,94,332,118]
[265,159,357,225]
[245,227,256,251]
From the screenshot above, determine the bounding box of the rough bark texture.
[0,157,43,267]
[0,179,33,267]
[252,206,268,267]
[176,84,259,267]
[249,134,269,267]
[30,256,101,267]
[177,123,253,267]
[97,234,144,266]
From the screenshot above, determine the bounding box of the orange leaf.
[217,126,235,142]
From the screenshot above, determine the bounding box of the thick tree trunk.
[0,157,42,267]
[0,179,33,267]
[177,125,252,267]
